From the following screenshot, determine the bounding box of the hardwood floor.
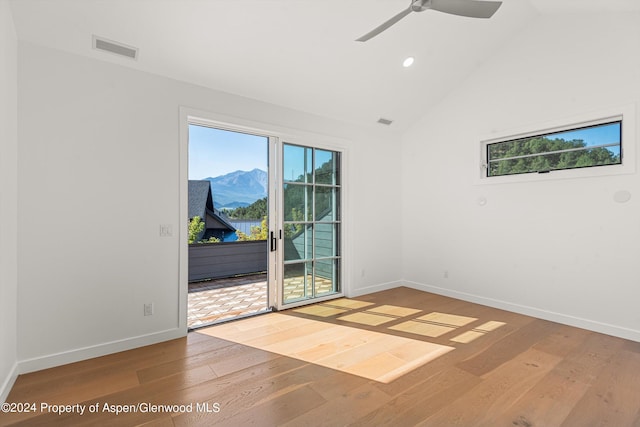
[3,287,640,426]
[199,312,455,384]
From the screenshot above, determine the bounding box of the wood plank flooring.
[3,287,640,426]
[198,312,454,383]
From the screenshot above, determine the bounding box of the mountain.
[204,169,267,209]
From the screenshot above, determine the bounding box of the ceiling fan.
[356,0,503,42]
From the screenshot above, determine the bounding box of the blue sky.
[188,125,268,179]
[550,122,621,154]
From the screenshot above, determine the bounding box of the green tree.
[188,216,205,244]
[489,136,620,177]
[226,198,267,219]
[236,216,268,241]
[284,207,304,238]
[188,216,220,244]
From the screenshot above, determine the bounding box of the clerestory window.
[485,120,622,177]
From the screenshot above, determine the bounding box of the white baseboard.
[348,280,403,298]
[18,328,187,375]
[404,280,640,343]
[0,362,19,403]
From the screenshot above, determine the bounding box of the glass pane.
[284,262,312,303]
[315,258,340,296]
[284,144,312,183]
[283,224,312,261]
[487,121,621,177]
[315,149,339,185]
[283,184,312,221]
[315,223,339,258]
[281,144,342,307]
[315,187,338,221]
[488,145,622,177]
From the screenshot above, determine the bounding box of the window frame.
[476,105,636,185]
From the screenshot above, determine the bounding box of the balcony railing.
[188,240,267,282]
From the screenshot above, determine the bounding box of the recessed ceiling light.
[402,57,415,68]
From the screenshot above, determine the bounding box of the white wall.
[0,0,18,402]
[401,12,640,341]
[16,42,402,371]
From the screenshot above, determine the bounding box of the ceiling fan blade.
[430,0,502,19]
[356,7,412,42]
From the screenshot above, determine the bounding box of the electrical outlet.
[144,303,154,316]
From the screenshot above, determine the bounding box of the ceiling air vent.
[377,118,393,126]
[92,36,138,60]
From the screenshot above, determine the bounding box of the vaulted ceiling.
[9,0,640,130]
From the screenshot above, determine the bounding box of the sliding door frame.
[179,107,349,324]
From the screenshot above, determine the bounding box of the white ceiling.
[9,0,640,131]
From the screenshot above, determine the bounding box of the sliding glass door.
[278,143,342,307]
[181,111,347,327]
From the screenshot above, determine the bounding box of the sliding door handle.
[270,231,277,252]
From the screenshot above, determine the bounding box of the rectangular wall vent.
[377,118,393,126]
[92,35,138,60]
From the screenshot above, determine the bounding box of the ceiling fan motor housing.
[411,0,432,12]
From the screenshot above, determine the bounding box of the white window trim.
[475,104,636,185]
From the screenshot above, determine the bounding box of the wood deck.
[3,287,640,426]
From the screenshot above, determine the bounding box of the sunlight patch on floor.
[390,320,456,337]
[419,312,478,327]
[338,311,397,326]
[293,299,507,345]
[450,321,507,343]
[390,312,478,338]
[336,304,422,326]
[325,299,375,309]
[198,312,454,383]
[293,305,350,317]
[368,305,422,317]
